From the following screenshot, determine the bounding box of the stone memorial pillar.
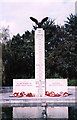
[13,17,68,97]
[35,28,45,96]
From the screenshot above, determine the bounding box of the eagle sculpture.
[30,17,48,28]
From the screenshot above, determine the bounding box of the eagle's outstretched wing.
[41,17,48,25]
[30,17,38,25]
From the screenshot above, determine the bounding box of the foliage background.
[0,14,77,86]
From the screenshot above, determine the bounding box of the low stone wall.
[0,87,13,93]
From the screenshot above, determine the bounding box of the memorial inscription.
[46,79,68,94]
[13,79,36,95]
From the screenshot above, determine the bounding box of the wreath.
[50,91,55,97]
[13,92,19,97]
[45,91,68,97]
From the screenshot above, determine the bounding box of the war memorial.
[0,17,77,119]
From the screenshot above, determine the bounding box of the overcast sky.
[0,0,76,38]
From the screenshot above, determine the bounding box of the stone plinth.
[13,106,68,119]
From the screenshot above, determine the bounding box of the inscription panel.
[46,79,67,86]
[46,79,68,93]
[13,79,36,95]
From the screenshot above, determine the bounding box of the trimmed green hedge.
[68,79,77,86]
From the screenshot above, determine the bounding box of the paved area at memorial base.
[0,86,77,107]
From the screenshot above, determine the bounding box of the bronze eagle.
[30,17,48,28]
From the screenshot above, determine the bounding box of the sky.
[0,0,76,38]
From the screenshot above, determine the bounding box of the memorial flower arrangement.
[45,91,68,97]
[12,91,68,97]
[13,92,19,97]
[64,92,68,97]
[13,92,35,97]
[26,92,35,97]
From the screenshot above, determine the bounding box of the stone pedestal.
[13,107,68,119]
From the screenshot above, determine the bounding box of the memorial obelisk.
[35,28,45,96]
[30,17,48,96]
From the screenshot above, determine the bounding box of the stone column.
[35,28,45,96]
